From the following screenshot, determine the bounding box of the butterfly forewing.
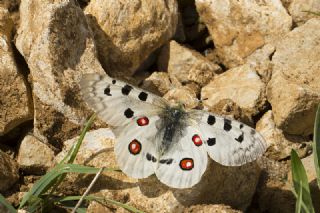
[190,111,267,166]
[80,73,165,127]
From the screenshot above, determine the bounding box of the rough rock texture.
[0,8,33,136]
[17,135,55,174]
[85,0,178,76]
[142,72,173,95]
[0,150,19,192]
[267,18,320,136]
[256,111,311,161]
[201,64,266,122]
[87,202,242,213]
[289,0,320,26]
[56,128,261,212]
[158,40,221,86]
[254,157,295,213]
[163,86,199,109]
[15,0,105,147]
[195,0,292,68]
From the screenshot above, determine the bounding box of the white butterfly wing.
[191,111,267,166]
[114,115,160,178]
[155,126,208,189]
[80,73,165,127]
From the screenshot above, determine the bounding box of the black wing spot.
[240,124,244,129]
[138,92,148,101]
[224,119,232,131]
[146,153,157,162]
[207,115,216,125]
[122,84,133,95]
[235,133,244,143]
[112,79,116,84]
[207,137,216,146]
[104,86,112,96]
[159,158,173,165]
[124,108,134,118]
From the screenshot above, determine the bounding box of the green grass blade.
[313,105,320,188]
[60,113,96,164]
[19,164,113,209]
[0,193,17,213]
[295,181,303,213]
[291,149,315,213]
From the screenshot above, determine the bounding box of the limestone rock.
[267,18,320,135]
[15,0,105,147]
[56,128,261,212]
[17,135,55,174]
[142,72,173,96]
[158,40,221,86]
[0,8,33,136]
[85,0,178,76]
[195,0,292,68]
[256,111,311,161]
[201,64,266,122]
[183,204,242,213]
[163,86,199,109]
[0,150,19,192]
[289,0,320,26]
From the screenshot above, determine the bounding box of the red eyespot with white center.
[179,158,194,170]
[137,116,149,126]
[128,139,141,155]
[192,134,202,146]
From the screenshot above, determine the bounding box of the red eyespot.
[137,117,149,126]
[179,158,194,170]
[128,139,141,155]
[192,134,202,146]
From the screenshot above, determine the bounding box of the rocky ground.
[0,0,320,212]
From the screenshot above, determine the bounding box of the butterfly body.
[80,73,267,188]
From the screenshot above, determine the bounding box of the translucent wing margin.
[190,111,267,166]
[80,73,165,127]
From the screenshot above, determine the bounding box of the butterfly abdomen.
[159,106,188,154]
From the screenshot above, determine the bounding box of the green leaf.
[313,105,320,188]
[0,193,17,213]
[295,181,303,213]
[291,149,315,213]
[19,164,115,209]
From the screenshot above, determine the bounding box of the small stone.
[163,86,199,109]
[201,64,266,122]
[267,18,320,135]
[195,0,292,68]
[142,72,173,96]
[256,111,311,161]
[0,150,19,192]
[17,135,55,174]
[289,0,320,26]
[85,0,178,76]
[157,40,221,86]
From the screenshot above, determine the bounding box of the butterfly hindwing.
[115,115,160,178]
[155,126,208,188]
[191,111,267,166]
[80,73,165,127]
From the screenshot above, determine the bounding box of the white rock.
[195,0,292,68]
[158,40,221,86]
[17,135,55,174]
[201,64,266,122]
[15,0,105,145]
[289,0,320,26]
[267,18,320,135]
[85,0,178,76]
